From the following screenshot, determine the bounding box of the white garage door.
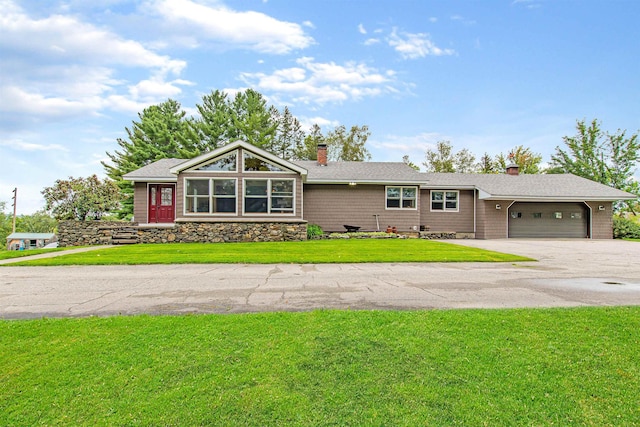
[508,202,588,238]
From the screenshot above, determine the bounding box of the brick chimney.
[506,163,519,175]
[317,143,328,166]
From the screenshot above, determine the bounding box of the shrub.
[307,224,324,239]
[613,216,640,239]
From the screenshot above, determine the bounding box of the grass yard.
[4,239,532,266]
[0,247,68,260]
[1,308,639,425]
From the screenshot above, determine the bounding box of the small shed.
[6,233,56,251]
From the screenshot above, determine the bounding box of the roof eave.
[419,184,477,190]
[123,176,177,183]
[306,179,425,185]
[479,195,636,201]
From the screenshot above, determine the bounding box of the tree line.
[412,119,639,213]
[102,89,371,218]
[0,202,58,246]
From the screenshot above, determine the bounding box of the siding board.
[420,189,475,232]
[303,184,420,232]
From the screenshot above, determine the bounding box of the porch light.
[495,204,501,210]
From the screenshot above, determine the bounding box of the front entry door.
[148,184,175,223]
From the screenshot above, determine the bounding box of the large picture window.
[386,186,417,209]
[185,179,236,214]
[431,190,458,212]
[244,179,294,214]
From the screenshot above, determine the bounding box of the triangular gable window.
[243,152,287,172]
[194,150,237,172]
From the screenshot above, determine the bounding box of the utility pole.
[11,187,17,233]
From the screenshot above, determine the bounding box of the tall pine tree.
[103,99,198,219]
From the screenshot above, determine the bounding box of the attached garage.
[508,202,589,238]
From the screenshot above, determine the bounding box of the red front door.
[148,184,175,223]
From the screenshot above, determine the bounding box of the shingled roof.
[121,153,635,202]
[423,173,636,201]
[292,160,424,184]
[122,158,184,182]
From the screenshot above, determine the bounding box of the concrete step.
[112,239,138,245]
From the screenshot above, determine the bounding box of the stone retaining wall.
[57,221,129,247]
[57,220,307,246]
[138,222,306,244]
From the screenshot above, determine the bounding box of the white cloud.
[364,38,380,46]
[0,138,70,152]
[238,57,397,104]
[512,0,542,9]
[371,132,448,154]
[148,0,314,54]
[0,3,185,73]
[450,15,476,25]
[358,23,367,34]
[298,116,340,130]
[129,77,194,101]
[0,0,190,123]
[388,28,455,59]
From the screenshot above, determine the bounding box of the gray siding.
[303,184,421,232]
[420,189,475,232]
[587,201,613,239]
[133,182,147,223]
[476,199,512,239]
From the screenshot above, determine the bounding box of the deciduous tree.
[16,210,57,233]
[495,145,542,174]
[423,140,456,173]
[477,152,498,174]
[293,124,325,160]
[551,119,640,213]
[402,155,420,171]
[42,176,121,221]
[325,125,372,161]
[454,148,477,173]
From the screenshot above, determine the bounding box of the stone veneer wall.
[57,220,130,247]
[57,220,307,246]
[138,222,307,243]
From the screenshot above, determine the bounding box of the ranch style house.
[118,140,634,242]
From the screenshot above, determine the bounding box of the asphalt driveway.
[1,239,639,319]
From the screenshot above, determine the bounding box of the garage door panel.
[508,203,588,238]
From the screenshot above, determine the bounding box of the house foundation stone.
[57,220,307,246]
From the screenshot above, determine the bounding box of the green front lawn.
[5,239,532,266]
[2,308,639,425]
[0,247,68,260]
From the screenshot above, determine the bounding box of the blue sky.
[1,0,639,214]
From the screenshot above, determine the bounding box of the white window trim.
[183,178,238,216]
[430,190,459,212]
[242,178,296,216]
[385,186,418,210]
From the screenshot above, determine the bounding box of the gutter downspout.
[473,189,477,237]
[506,200,517,239]
[584,201,592,239]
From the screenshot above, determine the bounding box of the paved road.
[1,239,639,319]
